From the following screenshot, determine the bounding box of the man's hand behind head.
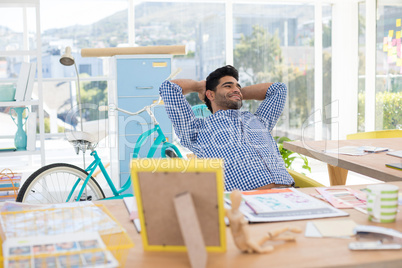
[171,79,206,101]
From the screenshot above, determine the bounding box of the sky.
[0,0,128,32]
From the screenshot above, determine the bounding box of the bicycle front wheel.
[17,163,105,204]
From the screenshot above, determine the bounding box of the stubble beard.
[226,99,242,109]
[224,94,243,110]
[214,91,243,110]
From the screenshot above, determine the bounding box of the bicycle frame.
[66,123,182,202]
[66,150,131,202]
[133,123,183,159]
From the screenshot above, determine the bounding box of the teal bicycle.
[16,97,183,204]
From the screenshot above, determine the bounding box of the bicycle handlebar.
[99,97,162,116]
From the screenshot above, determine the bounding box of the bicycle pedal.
[75,193,93,201]
[79,196,92,201]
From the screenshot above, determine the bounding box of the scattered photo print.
[58,254,82,268]
[83,251,107,265]
[55,242,78,251]
[34,257,57,268]
[33,244,55,254]
[9,246,31,255]
[8,259,31,268]
[79,239,99,249]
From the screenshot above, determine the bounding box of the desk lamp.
[60,46,84,133]
[60,46,87,168]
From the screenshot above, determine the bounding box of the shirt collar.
[213,109,242,117]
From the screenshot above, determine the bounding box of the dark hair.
[205,65,239,112]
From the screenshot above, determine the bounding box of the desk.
[100,182,402,268]
[283,138,402,185]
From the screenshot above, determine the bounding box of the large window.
[232,3,332,140]
[3,0,395,169]
[40,0,127,134]
[358,1,402,132]
[375,1,402,130]
[233,3,315,137]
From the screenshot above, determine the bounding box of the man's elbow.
[277,83,287,94]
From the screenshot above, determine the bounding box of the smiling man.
[159,65,294,191]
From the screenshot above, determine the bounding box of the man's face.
[212,76,243,111]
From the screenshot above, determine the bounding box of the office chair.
[287,168,324,188]
[191,104,212,118]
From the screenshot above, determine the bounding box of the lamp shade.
[60,46,75,66]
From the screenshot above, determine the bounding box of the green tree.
[234,25,283,86]
[78,74,108,121]
[233,25,284,113]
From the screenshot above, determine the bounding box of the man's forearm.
[171,79,205,95]
[241,82,273,101]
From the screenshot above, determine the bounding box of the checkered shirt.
[159,80,294,191]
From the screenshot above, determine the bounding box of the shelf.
[0,100,40,107]
[0,149,41,157]
[0,50,38,56]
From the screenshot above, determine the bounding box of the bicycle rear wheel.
[17,163,105,204]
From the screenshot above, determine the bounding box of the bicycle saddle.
[165,147,179,158]
[66,131,98,154]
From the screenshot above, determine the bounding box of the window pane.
[133,2,226,106]
[358,3,366,132]
[376,2,402,130]
[39,0,126,136]
[233,3,315,138]
[322,4,332,140]
[0,7,37,51]
[41,0,128,78]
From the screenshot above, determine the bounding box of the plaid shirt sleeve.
[254,82,287,132]
[159,80,203,152]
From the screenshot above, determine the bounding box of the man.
[159,65,294,191]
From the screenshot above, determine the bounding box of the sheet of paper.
[304,222,322,238]
[315,187,367,214]
[325,146,389,156]
[324,146,367,156]
[313,220,357,238]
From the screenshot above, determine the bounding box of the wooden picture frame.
[131,158,226,252]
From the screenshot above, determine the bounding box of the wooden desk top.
[100,182,402,268]
[283,138,402,182]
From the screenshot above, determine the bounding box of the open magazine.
[225,188,348,223]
